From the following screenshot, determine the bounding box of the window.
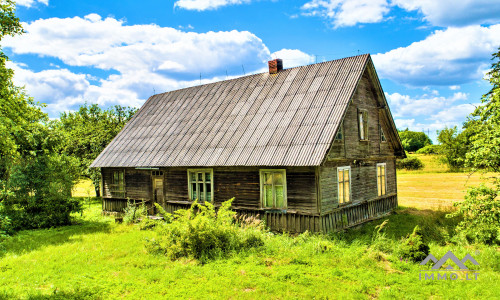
[380,125,386,142]
[152,170,163,176]
[358,110,368,140]
[337,166,351,204]
[110,170,125,198]
[188,169,213,202]
[335,122,343,140]
[260,170,287,209]
[377,163,386,196]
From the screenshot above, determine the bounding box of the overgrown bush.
[396,225,430,262]
[123,200,147,224]
[447,179,500,245]
[2,154,81,230]
[416,145,442,155]
[145,199,266,261]
[396,157,424,170]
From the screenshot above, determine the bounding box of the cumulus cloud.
[373,25,500,86]
[2,14,282,115]
[271,49,315,68]
[392,0,500,27]
[301,0,390,28]
[386,92,468,118]
[174,0,252,11]
[15,0,48,8]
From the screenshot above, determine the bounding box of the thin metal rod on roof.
[242,65,245,75]
[226,70,228,79]
[199,73,201,85]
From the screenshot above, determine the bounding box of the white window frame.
[337,166,351,204]
[377,163,387,197]
[259,169,287,209]
[358,110,369,140]
[187,169,214,202]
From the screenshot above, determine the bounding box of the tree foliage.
[398,129,432,152]
[0,1,80,231]
[447,48,500,245]
[436,126,469,170]
[54,104,137,196]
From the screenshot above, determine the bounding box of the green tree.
[447,48,500,245]
[1,1,81,231]
[398,129,432,152]
[55,103,137,196]
[436,126,469,170]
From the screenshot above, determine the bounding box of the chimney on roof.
[268,59,283,74]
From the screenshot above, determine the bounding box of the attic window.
[188,169,213,202]
[358,110,368,140]
[335,122,343,140]
[380,125,386,142]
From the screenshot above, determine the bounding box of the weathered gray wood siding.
[319,159,396,214]
[319,68,399,215]
[327,70,396,160]
[101,168,151,200]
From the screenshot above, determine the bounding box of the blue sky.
[4,0,500,142]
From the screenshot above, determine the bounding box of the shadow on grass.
[0,288,101,300]
[0,201,112,258]
[330,206,461,245]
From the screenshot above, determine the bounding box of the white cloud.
[301,0,390,28]
[392,0,500,27]
[174,0,251,11]
[4,14,314,117]
[3,14,281,115]
[386,92,467,118]
[15,0,48,8]
[271,49,315,68]
[373,25,500,86]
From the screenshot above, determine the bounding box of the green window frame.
[187,169,214,202]
[260,169,287,209]
[110,170,125,198]
[337,166,351,204]
[377,163,386,196]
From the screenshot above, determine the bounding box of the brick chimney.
[268,59,283,74]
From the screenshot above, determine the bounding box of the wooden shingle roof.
[91,54,371,167]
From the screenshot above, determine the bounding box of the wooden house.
[91,54,405,233]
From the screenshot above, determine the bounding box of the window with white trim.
[377,163,386,196]
[110,170,125,198]
[260,169,287,209]
[188,169,214,202]
[337,166,351,204]
[358,110,368,140]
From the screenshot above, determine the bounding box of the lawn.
[0,158,498,299]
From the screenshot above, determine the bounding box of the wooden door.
[153,176,164,207]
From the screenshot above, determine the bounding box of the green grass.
[0,202,499,299]
[1,164,498,299]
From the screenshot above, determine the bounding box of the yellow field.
[72,179,96,198]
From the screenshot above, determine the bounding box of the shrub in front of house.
[396,157,424,170]
[396,225,430,263]
[145,198,266,261]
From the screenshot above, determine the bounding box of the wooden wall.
[319,159,396,215]
[327,70,396,160]
[101,166,318,215]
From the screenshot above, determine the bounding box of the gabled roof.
[92,54,391,168]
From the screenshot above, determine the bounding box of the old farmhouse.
[91,54,405,233]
